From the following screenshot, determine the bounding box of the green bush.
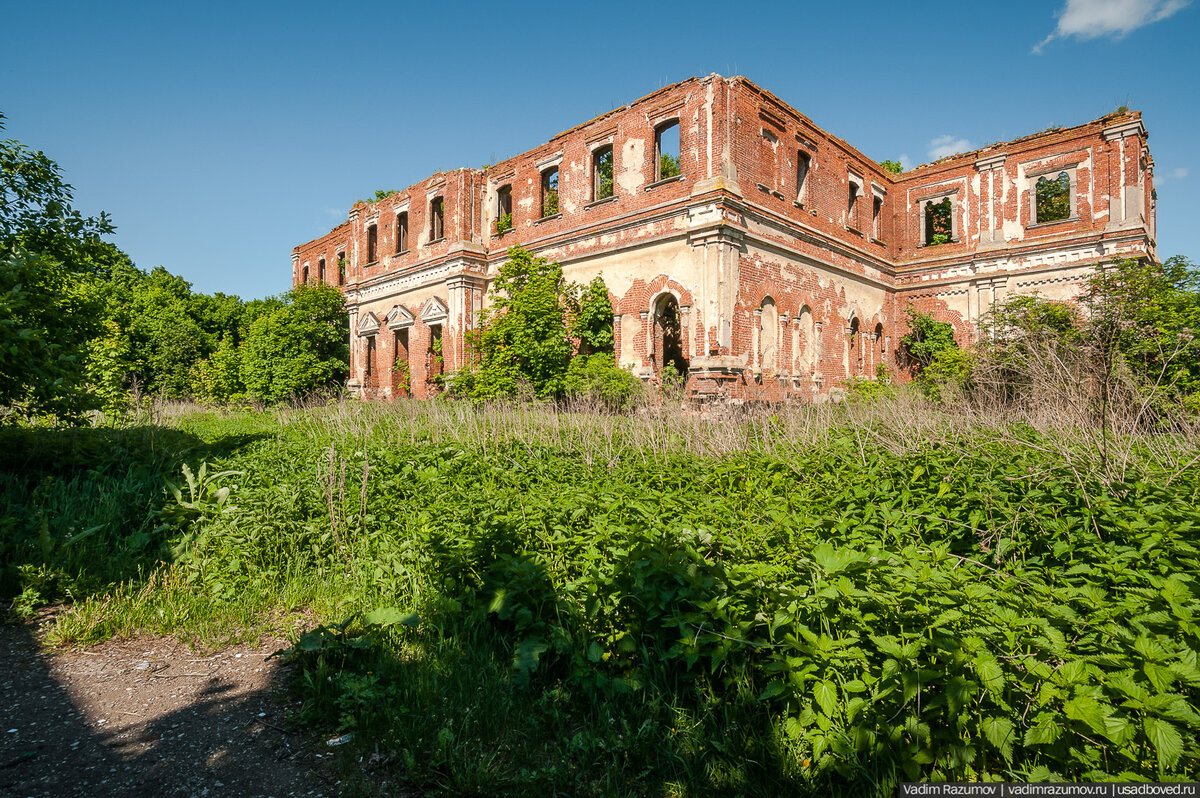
[563,354,643,411]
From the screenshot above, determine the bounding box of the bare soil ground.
[0,621,340,798]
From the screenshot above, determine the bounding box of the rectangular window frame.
[366,223,378,264]
[592,145,615,203]
[1027,166,1078,227]
[795,150,812,206]
[654,119,682,183]
[395,211,409,254]
[429,197,444,242]
[540,166,560,219]
[495,185,513,234]
[918,191,960,246]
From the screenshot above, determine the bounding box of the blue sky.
[2,0,1196,299]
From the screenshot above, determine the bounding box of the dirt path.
[0,623,338,797]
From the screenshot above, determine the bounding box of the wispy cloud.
[928,136,972,161]
[1034,0,1190,52]
[325,207,346,219]
[1157,167,1190,182]
[898,154,914,171]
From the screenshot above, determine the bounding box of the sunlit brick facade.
[291,74,1156,401]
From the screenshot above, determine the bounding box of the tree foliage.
[900,308,959,372]
[238,283,349,404]
[459,246,632,403]
[879,159,904,175]
[461,247,574,399]
[1,112,115,420]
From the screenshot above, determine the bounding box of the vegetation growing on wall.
[456,246,637,404]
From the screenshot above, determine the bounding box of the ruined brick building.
[291,74,1156,401]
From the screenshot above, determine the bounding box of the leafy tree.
[1081,255,1200,410]
[460,247,627,403]
[596,151,614,200]
[1034,173,1071,223]
[572,276,614,356]
[900,308,958,372]
[659,153,681,180]
[193,335,245,404]
[563,353,643,410]
[1,112,116,419]
[463,247,575,400]
[879,159,904,175]
[0,251,103,419]
[239,283,349,403]
[925,198,952,246]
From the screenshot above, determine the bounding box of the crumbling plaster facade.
[291,74,1156,402]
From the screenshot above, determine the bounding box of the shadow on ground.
[0,620,337,798]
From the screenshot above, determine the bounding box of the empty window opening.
[301,263,309,284]
[496,185,513,233]
[427,324,444,380]
[1035,171,1071,224]
[847,180,860,228]
[593,146,614,201]
[652,294,688,378]
[872,196,883,240]
[759,297,778,372]
[655,121,681,181]
[796,151,811,204]
[849,317,861,374]
[874,323,885,358]
[337,251,346,285]
[541,167,559,217]
[430,197,444,241]
[924,198,953,246]
[396,212,408,253]
[317,258,326,284]
[366,224,378,263]
[393,328,410,396]
[364,335,376,379]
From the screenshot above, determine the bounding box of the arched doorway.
[653,294,688,378]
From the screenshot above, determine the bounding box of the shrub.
[563,354,643,411]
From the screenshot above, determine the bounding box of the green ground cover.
[3,400,1199,795]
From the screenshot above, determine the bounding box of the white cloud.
[1158,167,1190,182]
[928,136,972,161]
[1035,0,1190,52]
[898,154,914,171]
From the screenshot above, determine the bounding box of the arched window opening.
[849,317,861,374]
[655,121,681,181]
[366,223,378,264]
[652,294,688,379]
[593,146,614,201]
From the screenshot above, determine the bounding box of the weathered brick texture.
[291,75,1155,402]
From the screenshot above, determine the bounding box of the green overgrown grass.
[4,398,1200,794]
